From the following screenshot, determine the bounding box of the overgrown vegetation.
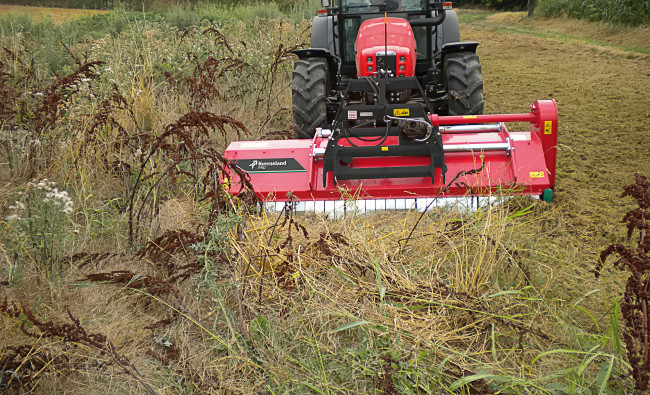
[537,0,650,26]
[0,0,312,13]
[0,3,647,393]
[596,174,650,392]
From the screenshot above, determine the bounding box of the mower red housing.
[223,100,558,208]
[355,17,416,77]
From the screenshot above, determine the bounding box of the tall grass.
[0,0,282,11]
[538,0,650,26]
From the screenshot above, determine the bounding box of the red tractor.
[292,0,483,138]
[221,0,557,214]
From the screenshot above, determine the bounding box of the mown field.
[0,4,649,394]
[0,5,107,23]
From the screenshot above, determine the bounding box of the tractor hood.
[355,17,416,77]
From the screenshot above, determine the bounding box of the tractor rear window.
[341,0,427,13]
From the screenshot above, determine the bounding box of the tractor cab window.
[341,1,380,13]
[342,18,361,63]
[400,0,428,11]
[409,15,429,59]
[340,0,427,13]
[341,15,429,63]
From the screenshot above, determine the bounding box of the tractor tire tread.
[443,52,484,116]
[292,58,329,139]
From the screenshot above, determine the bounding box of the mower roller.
[222,0,559,215]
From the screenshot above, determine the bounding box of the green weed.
[538,0,649,26]
[3,179,75,276]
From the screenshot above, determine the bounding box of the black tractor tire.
[443,52,484,116]
[292,58,329,139]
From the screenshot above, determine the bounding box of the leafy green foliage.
[538,0,649,26]
[3,180,75,276]
[451,0,529,10]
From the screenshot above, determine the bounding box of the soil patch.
[461,18,650,245]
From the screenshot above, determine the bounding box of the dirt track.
[460,14,650,243]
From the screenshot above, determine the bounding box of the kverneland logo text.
[250,160,287,169]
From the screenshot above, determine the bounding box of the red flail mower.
[223,0,558,215]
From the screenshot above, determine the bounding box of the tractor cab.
[292,0,483,139]
[337,0,442,73]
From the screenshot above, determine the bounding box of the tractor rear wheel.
[443,52,484,116]
[292,58,329,139]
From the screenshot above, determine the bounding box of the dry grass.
[1,198,588,392]
[0,5,107,24]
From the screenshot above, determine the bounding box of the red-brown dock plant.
[596,173,650,392]
[0,297,158,394]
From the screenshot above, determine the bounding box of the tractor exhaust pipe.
[409,10,446,27]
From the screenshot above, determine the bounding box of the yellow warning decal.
[463,115,478,119]
[544,120,553,135]
[529,171,545,179]
[393,108,409,117]
[381,147,389,151]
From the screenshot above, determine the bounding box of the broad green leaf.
[506,204,534,220]
[449,373,512,390]
[327,265,357,285]
[487,289,524,298]
[596,357,614,395]
[330,320,371,333]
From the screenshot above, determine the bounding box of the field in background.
[0,5,649,394]
[0,5,107,23]
[460,10,650,53]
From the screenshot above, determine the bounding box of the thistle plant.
[4,178,75,275]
